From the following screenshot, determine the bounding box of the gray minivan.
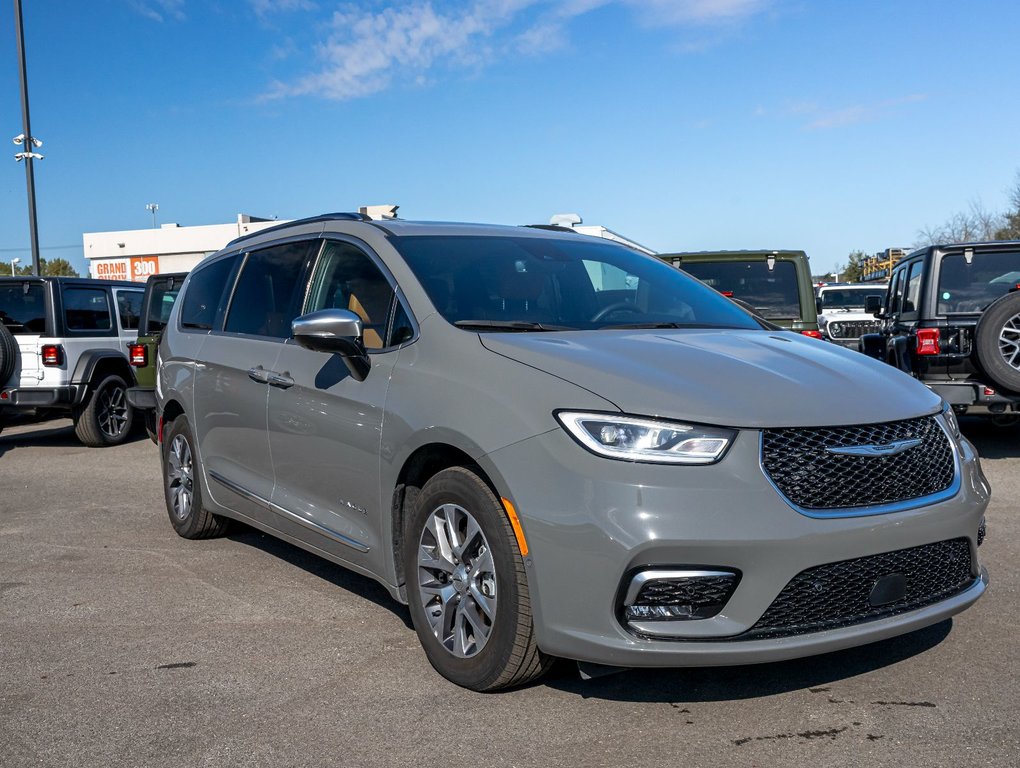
[156,214,989,691]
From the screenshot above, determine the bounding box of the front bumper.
[480,427,989,668]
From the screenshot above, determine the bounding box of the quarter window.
[224,242,312,338]
[64,288,112,331]
[902,261,924,315]
[180,255,239,331]
[306,241,396,350]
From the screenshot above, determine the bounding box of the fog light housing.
[621,569,740,623]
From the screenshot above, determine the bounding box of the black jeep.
[860,241,1020,420]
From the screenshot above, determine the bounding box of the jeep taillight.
[41,344,64,366]
[129,344,148,367]
[800,329,824,339]
[916,328,940,355]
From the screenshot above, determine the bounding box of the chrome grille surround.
[760,415,959,518]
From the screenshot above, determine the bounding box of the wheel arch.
[71,350,136,405]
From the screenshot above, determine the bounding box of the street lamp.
[11,257,21,275]
[146,203,159,228]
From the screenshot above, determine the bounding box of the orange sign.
[95,260,129,280]
[130,256,160,281]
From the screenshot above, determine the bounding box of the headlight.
[556,411,736,464]
[942,401,961,439]
[828,322,842,338]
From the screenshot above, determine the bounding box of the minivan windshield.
[678,260,800,320]
[394,236,763,331]
[821,286,887,310]
[937,250,1020,314]
[0,281,46,335]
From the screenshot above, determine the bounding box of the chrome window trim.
[757,414,962,519]
[208,469,370,553]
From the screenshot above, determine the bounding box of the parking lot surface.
[1,417,1017,768]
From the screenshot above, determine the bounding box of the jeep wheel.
[73,374,135,447]
[403,466,552,691]
[161,415,229,539]
[0,323,16,386]
[975,292,1020,394]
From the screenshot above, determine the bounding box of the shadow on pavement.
[959,417,1020,460]
[0,418,147,458]
[542,619,953,701]
[227,524,413,629]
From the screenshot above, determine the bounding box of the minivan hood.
[479,329,941,428]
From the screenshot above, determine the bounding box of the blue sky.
[2,0,1019,276]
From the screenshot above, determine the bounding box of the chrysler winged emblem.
[826,438,923,457]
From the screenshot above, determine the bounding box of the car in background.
[0,276,142,445]
[816,283,887,348]
[661,250,821,337]
[156,214,987,692]
[127,272,187,442]
[861,241,1020,422]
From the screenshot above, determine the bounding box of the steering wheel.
[591,302,642,323]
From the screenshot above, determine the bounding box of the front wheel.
[404,466,551,691]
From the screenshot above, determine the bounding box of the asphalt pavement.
[0,416,1017,768]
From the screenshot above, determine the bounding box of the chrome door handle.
[247,366,270,384]
[267,372,295,389]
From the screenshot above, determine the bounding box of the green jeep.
[659,250,821,337]
[126,272,186,441]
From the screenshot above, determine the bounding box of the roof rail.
[521,224,580,234]
[225,212,371,249]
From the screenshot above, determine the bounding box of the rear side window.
[937,250,1020,314]
[64,288,112,331]
[902,261,924,315]
[224,242,312,338]
[181,256,238,331]
[116,290,143,330]
[0,282,46,334]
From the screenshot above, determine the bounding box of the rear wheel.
[161,415,229,539]
[73,374,134,447]
[404,466,551,691]
[975,292,1020,394]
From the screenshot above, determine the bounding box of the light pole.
[146,203,159,228]
[10,257,20,276]
[13,0,43,276]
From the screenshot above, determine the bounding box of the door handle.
[247,366,270,384]
[267,371,295,389]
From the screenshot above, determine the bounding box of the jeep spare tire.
[0,323,16,386]
[975,291,1020,394]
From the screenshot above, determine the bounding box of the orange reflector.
[501,497,529,558]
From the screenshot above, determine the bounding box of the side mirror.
[815,297,823,314]
[865,295,883,315]
[292,308,371,381]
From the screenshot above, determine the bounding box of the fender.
[71,350,137,405]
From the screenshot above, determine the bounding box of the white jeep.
[0,276,143,445]
[816,283,888,349]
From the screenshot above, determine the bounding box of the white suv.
[816,283,888,348]
[0,276,143,445]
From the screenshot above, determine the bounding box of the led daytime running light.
[557,412,735,465]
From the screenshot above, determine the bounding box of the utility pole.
[146,203,159,228]
[13,0,43,276]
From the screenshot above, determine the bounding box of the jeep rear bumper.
[929,381,1020,413]
[0,386,74,408]
[126,387,156,410]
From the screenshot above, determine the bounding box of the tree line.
[839,170,1020,282]
[10,257,79,277]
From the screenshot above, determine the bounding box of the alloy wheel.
[97,383,129,438]
[999,312,1020,371]
[416,503,498,658]
[167,434,194,521]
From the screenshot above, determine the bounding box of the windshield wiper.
[453,320,577,332]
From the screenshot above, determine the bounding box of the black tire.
[0,323,16,386]
[975,292,1020,394]
[161,415,229,539]
[72,374,135,447]
[403,466,552,692]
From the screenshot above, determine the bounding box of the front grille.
[828,320,881,339]
[743,538,974,640]
[762,415,955,510]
